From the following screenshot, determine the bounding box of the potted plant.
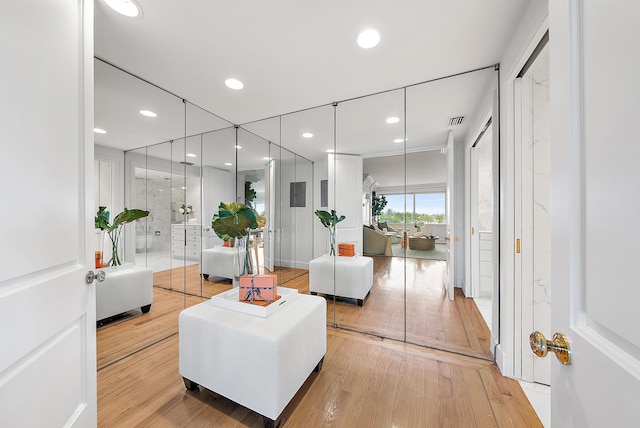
[314,209,345,256]
[211,202,264,278]
[95,206,149,267]
[371,192,387,224]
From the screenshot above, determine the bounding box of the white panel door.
[549,1,640,425]
[0,1,95,427]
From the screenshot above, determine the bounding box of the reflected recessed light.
[103,0,140,17]
[357,29,380,49]
[139,110,157,118]
[262,157,271,160]
[186,153,197,158]
[225,78,244,90]
[302,132,313,139]
[224,162,233,166]
[180,186,187,190]
[393,138,405,143]
[159,175,165,178]
[326,149,334,153]
[93,128,107,134]
[235,145,242,149]
[158,189,164,192]
[386,116,400,124]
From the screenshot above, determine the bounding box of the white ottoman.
[308,254,374,306]
[201,245,235,280]
[179,293,326,427]
[96,265,153,321]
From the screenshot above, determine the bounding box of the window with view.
[378,193,445,224]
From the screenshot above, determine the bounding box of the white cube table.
[308,254,374,306]
[201,245,235,280]
[179,293,326,427]
[96,265,153,321]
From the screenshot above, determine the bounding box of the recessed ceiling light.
[386,116,400,124]
[302,132,313,139]
[357,29,381,49]
[224,162,232,166]
[225,78,244,90]
[186,153,197,158]
[180,186,187,190]
[262,157,271,160]
[393,138,405,143]
[158,189,164,192]
[235,145,242,149]
[326,149,334,153]
[93,128,107,134]
[103,0,140,18]
[139,110,157,118]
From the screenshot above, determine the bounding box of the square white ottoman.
[308,254,374,306]
[179,293,326,427]
[201,245,236,280]
[96,265,153,321]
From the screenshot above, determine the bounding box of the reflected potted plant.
[211,202,264,281]
[314,209,345,256]
[372,192,387,224]
[95,206,149,267]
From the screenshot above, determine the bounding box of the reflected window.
[379,193,445,224]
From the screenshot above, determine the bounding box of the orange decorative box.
[239,274,278,302]
[338,243,355,257]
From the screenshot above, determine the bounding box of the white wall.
[94,144,124,216]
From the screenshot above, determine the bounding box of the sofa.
[363,225,392,256]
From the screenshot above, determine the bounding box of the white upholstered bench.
[96,265,153,321]
[179,292,326,427]
[308,254,374,306]
[201,245,235,280]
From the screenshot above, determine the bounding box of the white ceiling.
[93,0,529,163]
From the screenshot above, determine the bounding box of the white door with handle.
[445,131,455,300]
[0,1,96,426]
[548,1,640,425]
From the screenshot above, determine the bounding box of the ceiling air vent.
[448,116,465,126]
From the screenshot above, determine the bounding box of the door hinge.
[472,227,475,235]
[516,238,521,254]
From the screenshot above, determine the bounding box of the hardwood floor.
[98,326,541,427]
[97,257,521,426]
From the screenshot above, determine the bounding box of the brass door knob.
[529,331,572,365]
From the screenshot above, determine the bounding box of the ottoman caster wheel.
[202,274,209,280]
[141,304,151,313]
[314,356,324,373]
[183,377,199,391]
[262,415,282,428]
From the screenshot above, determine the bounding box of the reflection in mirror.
[330,89,406,341]
[199,126,236,298]
[95,58,189,369]
[404,67,497,359]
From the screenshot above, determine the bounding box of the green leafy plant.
[244,181,257,207]
[372,192,387,218]
[95,206,149,266]
[314,209,345,256]
[211,202,263,275]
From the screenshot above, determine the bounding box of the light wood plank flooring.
[98,326,541,427]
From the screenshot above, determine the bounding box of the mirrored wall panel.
[95,57,499,366]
